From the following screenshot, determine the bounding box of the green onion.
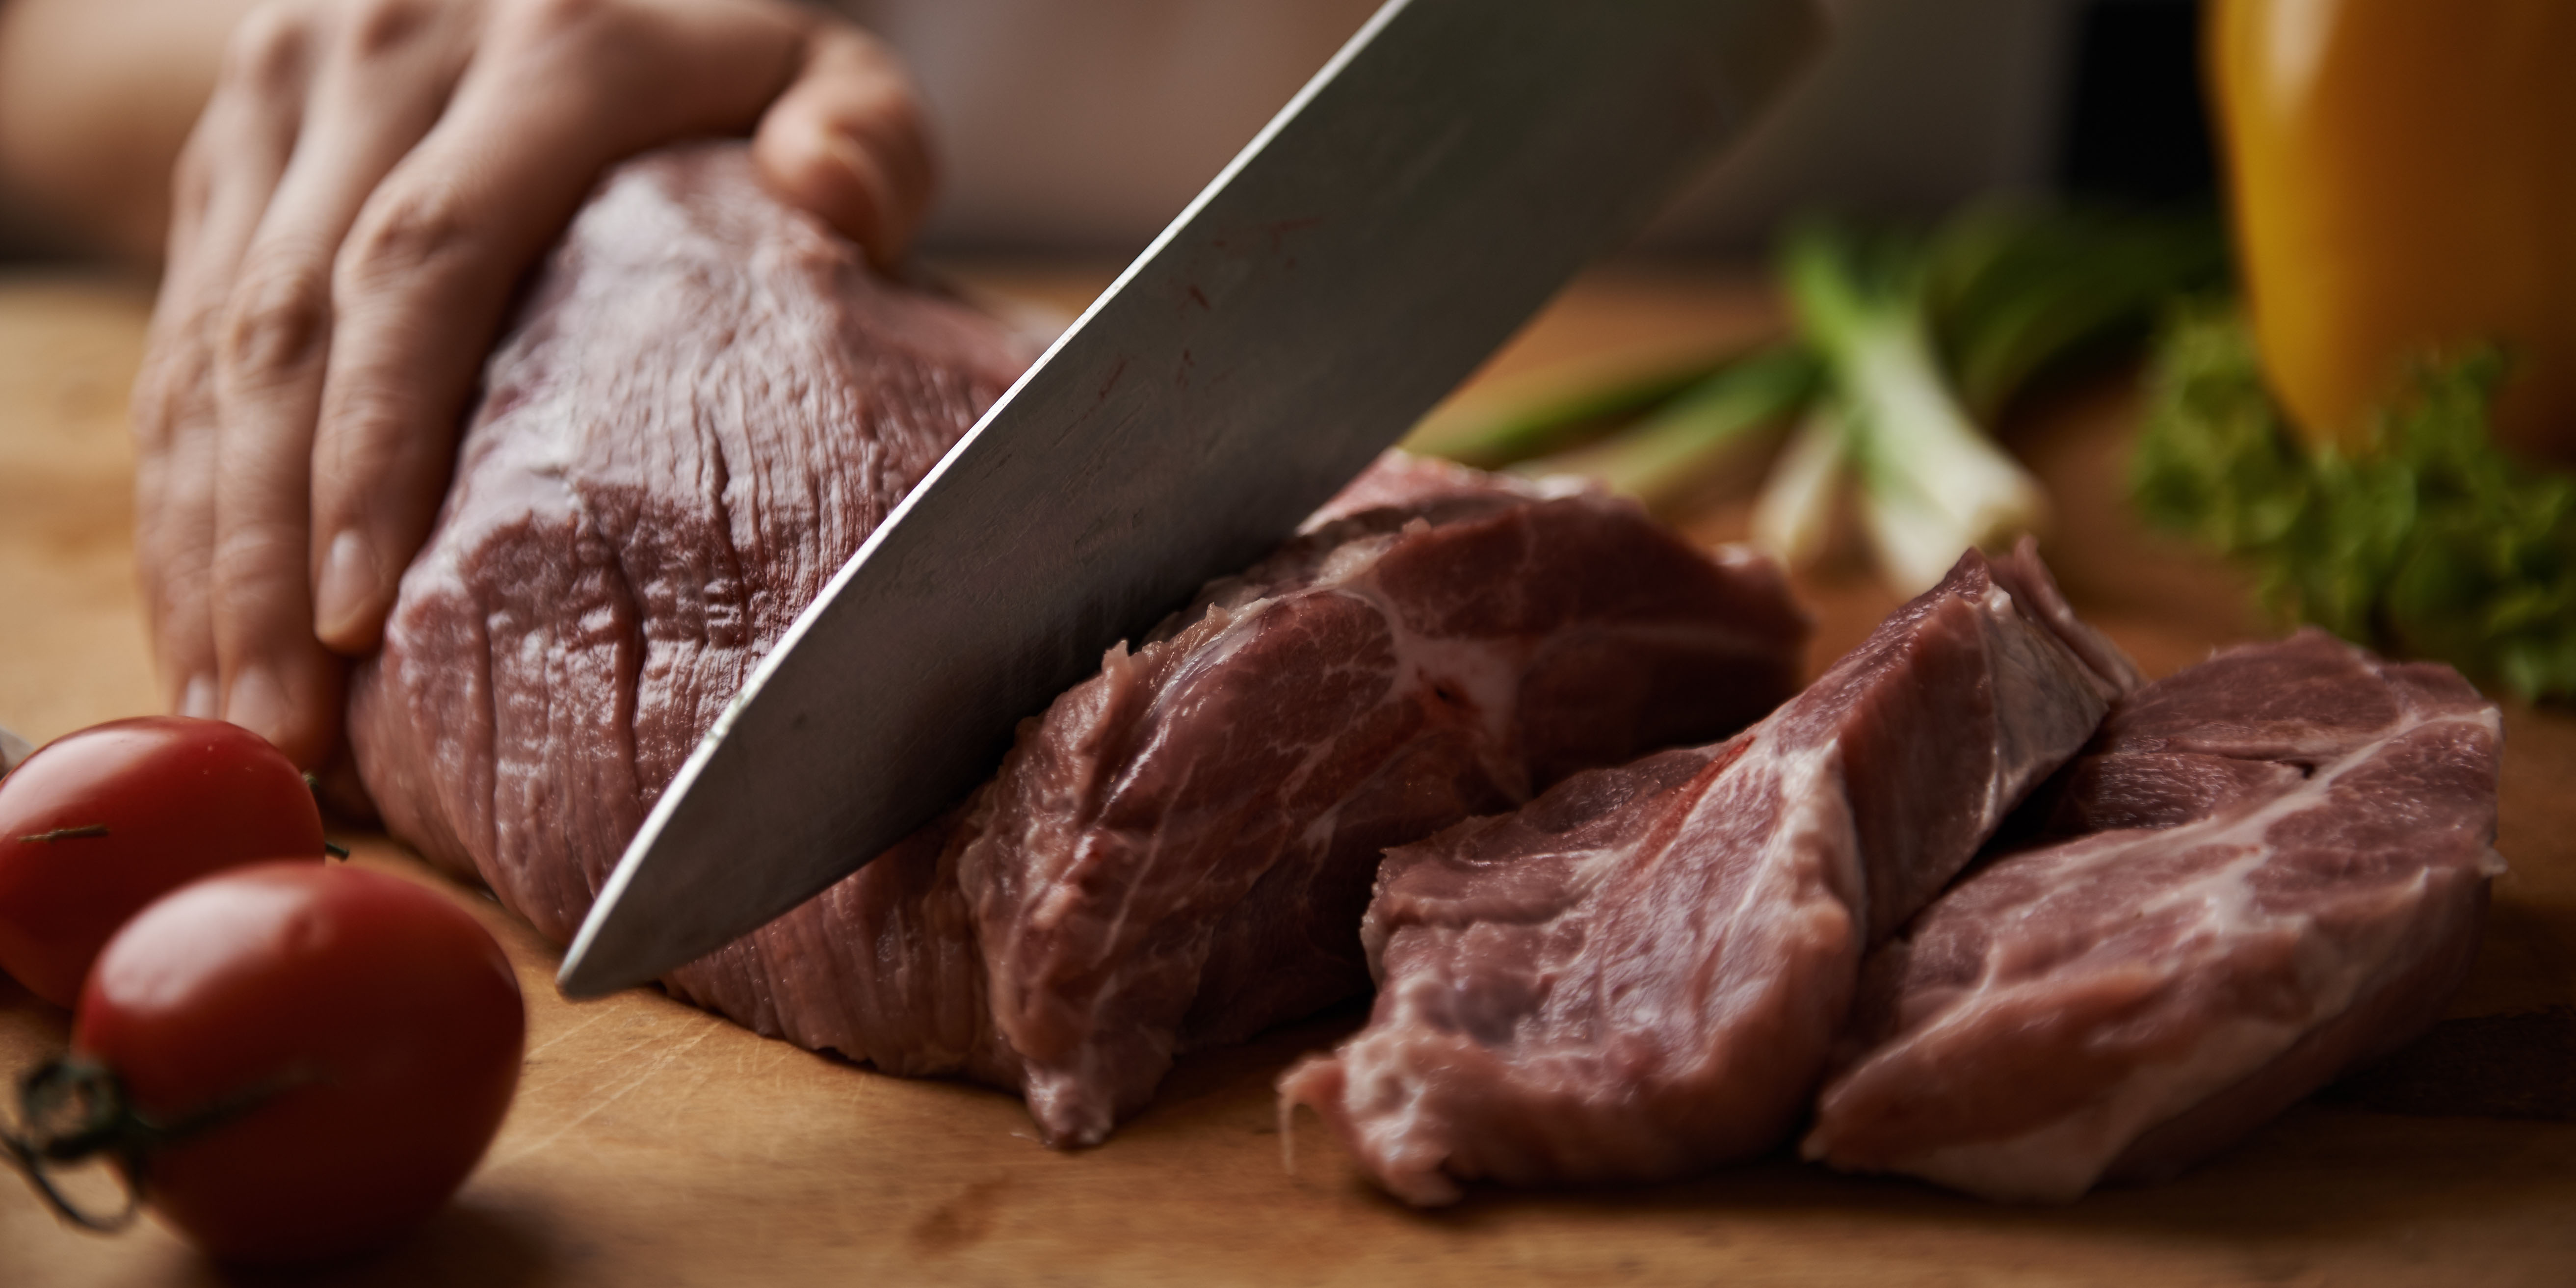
[1748,402,1850,568]
[1779,221,2049,592]
[1403,353,1735,469]
[1410,204,2229,597]
[1525,344,1820,511]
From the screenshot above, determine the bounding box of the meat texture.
[1281,542,2139,1204]
[344,139,1814,1142]
[667,469,1814,1146]
[1804,629,2506,1202]
[348,143,1031,941]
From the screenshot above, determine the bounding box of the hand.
[128,0,933,767]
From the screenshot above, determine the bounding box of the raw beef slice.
[667,469,1814,1146]
[348,140,1814,1144]
[348,143,1031,943]
[1281,541,2140,1204]
[1804,629,2506,1202]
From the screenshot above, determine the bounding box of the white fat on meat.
[973,473,1811,1146]
[1281,541,2139,1204]
[1806,630,2504,1201]
[348,137,1816,1149]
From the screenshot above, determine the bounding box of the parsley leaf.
[2135,307,2576,701]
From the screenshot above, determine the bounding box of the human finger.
[209,0,479,762]
[751,21,935,267]
[131,2,309,722]
[306,0,815,657]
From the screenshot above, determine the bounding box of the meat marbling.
[670,470,1811,1145]
[1280,542,2140,1204]
[350,143,1812,1144]
[1803,629,2505,1201]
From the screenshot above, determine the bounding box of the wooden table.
[3,264,2571,1286]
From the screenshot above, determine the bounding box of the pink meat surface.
[348,141,1812,1141]
[671,473,1812,1144]
[1804,630,2505,1202]
[1280,542,2139,1204]
[349,143,1030,942]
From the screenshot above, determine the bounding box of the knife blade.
[0,722,31,777]
[559,0,1824,997]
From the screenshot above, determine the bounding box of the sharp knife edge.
[561,0,1825,996]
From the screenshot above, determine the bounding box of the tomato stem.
[3,1054,309,1236]
[1,1057,142,1232]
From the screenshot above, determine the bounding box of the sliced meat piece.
[1280,542,2138,1204]
[1296,450,1577,529]
[1804,629,2506,1202]
[671,470,1813,1145]
[348,143,1032,946]
[347,135,1811,1142]
[659,808,1014,1083]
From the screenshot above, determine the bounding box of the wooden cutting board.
[3,266,2570,1287]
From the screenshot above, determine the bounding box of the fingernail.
[223,665,293,749]
[181,673,220,719]
[314,528,379,647]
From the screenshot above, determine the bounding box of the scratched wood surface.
[2,264,2571,1287]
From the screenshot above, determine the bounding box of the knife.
[0,722,30,777]
[559,0,1825,997]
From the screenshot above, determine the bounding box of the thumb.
[751,24,935,267]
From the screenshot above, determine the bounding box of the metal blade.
[560,0,1823,996]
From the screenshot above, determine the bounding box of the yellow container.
[2208,0,2576,463]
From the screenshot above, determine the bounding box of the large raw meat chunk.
[347,143,1031,941]
[1280,543,2138,1204]
[347,139,1813,1142]
[669,470,1814,1145]
[1803,630,2505,1201]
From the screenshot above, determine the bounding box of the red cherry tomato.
[70,862,524,1264]
[0,717,324,1006]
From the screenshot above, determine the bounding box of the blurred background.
[846,0,2213,257]
[0,0,2216,265]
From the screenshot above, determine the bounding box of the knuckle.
[220,2,318,92]
[217,261,335,383]
[338,181,476,290]
[130,327,218,456]
[210,504,307,588]
[316,385,422,479]
[338,0,442,60]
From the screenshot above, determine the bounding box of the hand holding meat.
[123,0,932,768]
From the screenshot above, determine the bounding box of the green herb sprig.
[2134,308,2576,701]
